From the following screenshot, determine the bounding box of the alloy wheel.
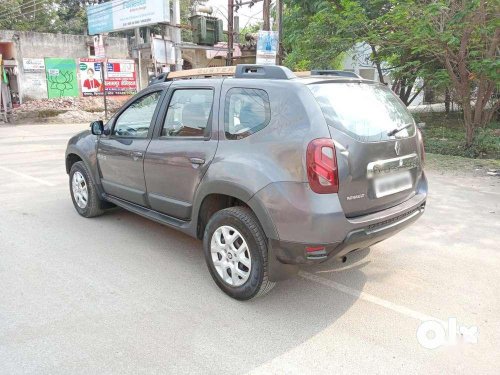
[72,171,88,209]
[210,225,252,286]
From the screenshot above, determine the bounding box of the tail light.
[417,129,425,166]
[306,138,339,194]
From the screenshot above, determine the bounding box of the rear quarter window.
[224,88,271,140]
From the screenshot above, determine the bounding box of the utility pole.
[263,0,271,31]
[227,0,234,66]
[277,0,283,65]
[172,0,182,71]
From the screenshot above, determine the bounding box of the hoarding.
[44,58,79,98]
[79,58,104,96]
[256,31,278,65]
[105,59,137,95]
[23,58,45,72]
[87,0,170,35]
[79,58,137,96]
[152,38,176,65]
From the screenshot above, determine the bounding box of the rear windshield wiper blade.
[387,123,414,137]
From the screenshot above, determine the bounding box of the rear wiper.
[387,123,414,137]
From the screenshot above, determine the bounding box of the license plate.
[374,171,413,198]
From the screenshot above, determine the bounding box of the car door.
[143,80,220,220]
[97,88,164,206]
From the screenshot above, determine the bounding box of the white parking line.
[299,271,446,325]
[0,165,56,187]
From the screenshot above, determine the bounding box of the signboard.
[256,31,278,65]
[44,58,79,98]
[105,59,137,95]
[23,58,45,72]
[152,38,176,65]
[79,58,103,96]
[93,35,105,58]
[87,0,170,35]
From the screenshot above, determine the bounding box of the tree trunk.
[445,88,450,114]
[370,44,386,85]
[462,100,474,147]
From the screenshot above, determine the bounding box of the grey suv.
[65,65,427,300]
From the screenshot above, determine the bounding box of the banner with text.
[87,0,170,35]
[256,31,279,65]
[79,58,104,96]
[105,59,137,95]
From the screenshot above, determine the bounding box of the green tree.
[0,0,59,32]
[384,0,499,146]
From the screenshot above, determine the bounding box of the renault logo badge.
[395,141,401,156]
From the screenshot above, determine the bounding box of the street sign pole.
[100,61,108,120]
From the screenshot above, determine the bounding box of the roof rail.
[296,70,361,78]
[148,64,297,86]
[235,64,296,80]
[148,66,236,86]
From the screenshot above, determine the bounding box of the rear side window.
[224,88,271,140]
[309,83,415,142]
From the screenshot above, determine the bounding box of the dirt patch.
[12,96,130,124]
[426,153,500,178]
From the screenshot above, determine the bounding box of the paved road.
[1,123,499,374]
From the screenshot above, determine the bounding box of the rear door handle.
[189,157,205,165]
[131,151,143,160]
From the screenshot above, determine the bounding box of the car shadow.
[93,208,370,373]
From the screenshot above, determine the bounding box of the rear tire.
[69,161,104,218]
[203,207,275,300]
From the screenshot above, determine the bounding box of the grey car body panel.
[66,69,428,282]
[143,79,222,220]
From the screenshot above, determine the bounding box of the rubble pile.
[13,96,130,124]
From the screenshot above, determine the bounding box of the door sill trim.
[104,194,191,231]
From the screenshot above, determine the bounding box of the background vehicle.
[66,65,427,300]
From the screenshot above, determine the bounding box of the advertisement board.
[79,58,103,96]
[256,31,279,65]
[44,58,79,98]
[87,0,170,35]
[23,58,45,73]
[105,59,137,95]
[152,38,176,65]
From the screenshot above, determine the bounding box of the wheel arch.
[193,182,279,241]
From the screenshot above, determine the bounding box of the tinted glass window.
[162,89,214,137]
[113,91,162,138]
[225,88,271,140]
[309,83,415,142]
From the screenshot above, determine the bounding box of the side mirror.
[417,122,426,130]
[90,120,104,135]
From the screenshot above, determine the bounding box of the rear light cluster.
[417,129,426,166]
[306,138,339,194]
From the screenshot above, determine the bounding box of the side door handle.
[189,157,205,165]
[131,151,144,160]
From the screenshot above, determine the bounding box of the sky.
[204,0,265,30]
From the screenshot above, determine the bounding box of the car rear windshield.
[309,82,415,142]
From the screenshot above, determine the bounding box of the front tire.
[69,161,104,218]
[203,207,275,300]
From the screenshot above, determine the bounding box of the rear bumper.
[254,174,428,281]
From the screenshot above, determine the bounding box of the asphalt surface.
[1,123,499,374]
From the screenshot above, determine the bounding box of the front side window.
[162,89,214,137]
[309,83,415,142]
[113,91,162,138]
[224,88,271,140]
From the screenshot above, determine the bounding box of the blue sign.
[87,0,170,35]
